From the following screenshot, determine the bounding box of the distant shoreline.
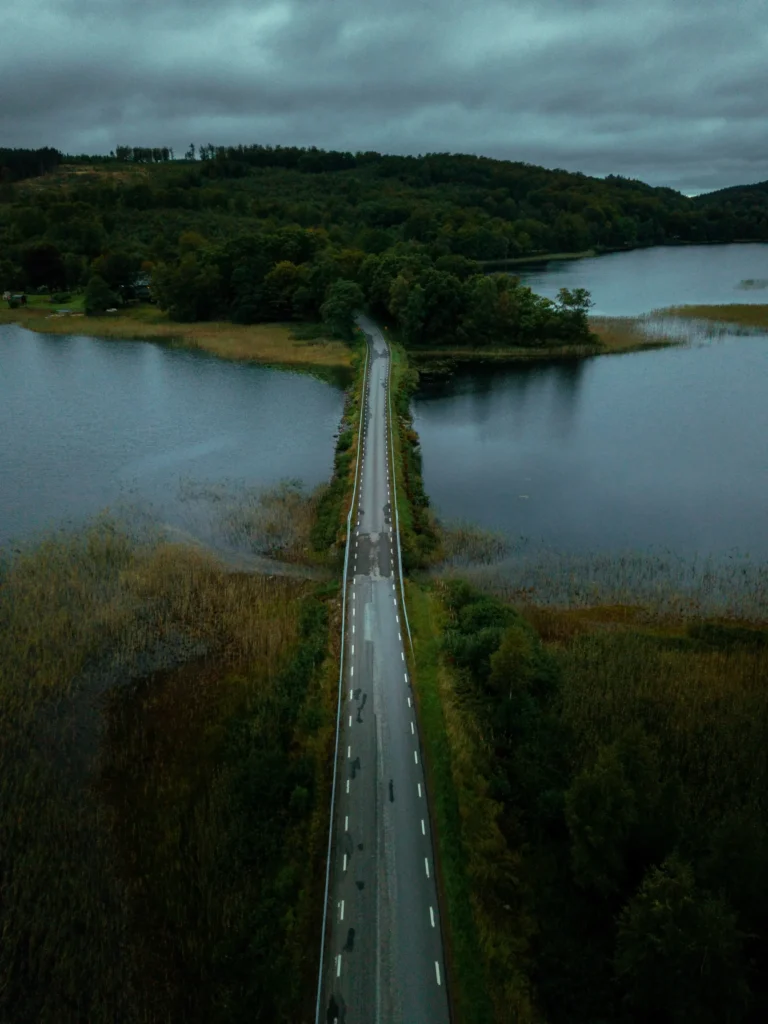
[478,238,768,270]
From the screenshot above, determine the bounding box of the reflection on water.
[413,328,768,567]
[0,325,345,549]
[513,242,768,316]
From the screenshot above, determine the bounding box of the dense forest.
[434,580,768,1024]
[2,143,768,347]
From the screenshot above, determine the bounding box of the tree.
[63,253,87,289]
[152,254,223,321]
[556,286,594,339]
[90,251,139,293]
[84,275,120,315]
[488,624,537,699]
[320,279,364,340]
[262,260,302,319]
[21,243,65,290]
[615,855,750,1023]
[565,742,637,897]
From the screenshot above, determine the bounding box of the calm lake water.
[514,242,768,316]
[414,245,768,566]
[0,326,345,549]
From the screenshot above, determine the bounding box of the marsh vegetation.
[410,574,768,1023]
[0,506,337,1023]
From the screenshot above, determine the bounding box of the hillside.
[2,143,767,349]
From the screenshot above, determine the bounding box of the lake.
[514,242,768,316]
[413,245,768,581]
[0,326,345,549]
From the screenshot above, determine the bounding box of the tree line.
[1,141,766,338]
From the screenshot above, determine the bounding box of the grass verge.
[407,581,538,1024]
[310,328,368,558]
[388,338,441,569]
[406,582,495,1024]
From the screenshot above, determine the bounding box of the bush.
[50,292,71,304]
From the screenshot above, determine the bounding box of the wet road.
[319,317,450,1023]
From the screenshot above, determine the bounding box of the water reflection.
[419,358,587,440]
[0,325,345,548]
[413,330,768,561]
[513,242,768,316]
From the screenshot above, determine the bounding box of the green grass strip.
[407,581,494,1024]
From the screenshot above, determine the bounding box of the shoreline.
[408,316,678,368]
[478,238,768,270]
[0,303,354,379]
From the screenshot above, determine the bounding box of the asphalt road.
[319,317,450,1024]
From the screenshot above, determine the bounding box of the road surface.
[319,316,450,1023]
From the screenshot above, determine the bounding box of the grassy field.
[0,298,354,373]
[658,303,768,329]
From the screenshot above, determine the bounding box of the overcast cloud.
[1,0,765,194]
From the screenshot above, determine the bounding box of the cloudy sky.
[1,0,765,195]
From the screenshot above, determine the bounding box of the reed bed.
[177,477,321,563]
[657,303,768,330]
[438,541,768,621]
[0,512,332,1022]
[0,304,353,371]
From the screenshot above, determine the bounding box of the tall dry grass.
[0,514,318,1022]
[559,627,768,818]
[657,303,768,329]
[177,477,322,564]
[0,304,353,371]
[445,543,768,621]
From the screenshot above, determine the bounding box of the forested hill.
[2,143,767,347]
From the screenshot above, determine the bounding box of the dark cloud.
[1,0,766,193]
